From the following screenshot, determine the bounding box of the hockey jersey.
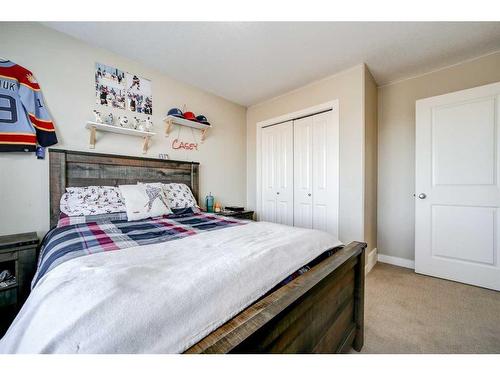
[0,60,57,152]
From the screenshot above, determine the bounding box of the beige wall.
[364,66,378,254]
[0,23,247,236]
[6,21,494,260]
[378,51,500,261]
[247,64,370,245]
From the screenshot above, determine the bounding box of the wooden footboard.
[185,241,366,354]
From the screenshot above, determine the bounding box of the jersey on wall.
[0,60,58,152]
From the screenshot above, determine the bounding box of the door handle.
[418,193,427,199]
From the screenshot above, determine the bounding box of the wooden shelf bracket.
[142,135,151,154]
[89,125,97,149]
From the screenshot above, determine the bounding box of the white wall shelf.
[163,115,211,142]
[85,121,156,154]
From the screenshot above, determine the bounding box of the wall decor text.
[172,138,198,151]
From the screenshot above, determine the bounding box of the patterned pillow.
[119,184,173,221]
[60,186,125,217]
[163,183,198,209]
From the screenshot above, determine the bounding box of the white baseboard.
[365,248,378,275]
[377,254,415,269]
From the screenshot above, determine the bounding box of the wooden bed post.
[352,245,365,351]
[49,150,67,229]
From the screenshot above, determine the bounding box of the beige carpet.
[356,262,500,353]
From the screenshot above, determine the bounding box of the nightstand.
[218,210,255,221]
[0,232,39,336]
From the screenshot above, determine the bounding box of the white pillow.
[119,184,172,221]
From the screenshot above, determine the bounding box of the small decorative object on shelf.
[0,232,39,336]
[118,116,129,128]
[136,117,154,132]
[144,117,154,132]
[205,192,214,213]
[93,110,104,123]
[158,153,169,160]
[86,121,156,154]
[195,114,210,126]
[136,119,145,132]
[167,107,184,118]
[214,202,221,213]
[132,117,141,130]
[104,113,114,125]
[183,111,196,121]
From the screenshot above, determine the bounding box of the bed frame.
[49,149,366,354]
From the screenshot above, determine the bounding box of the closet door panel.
[261,121,293,225]
[275,121,294,226]
[261,125,277,222]
[312,111,337,235]
[293,116,313,229]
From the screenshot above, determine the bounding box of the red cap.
[183,111,196,121]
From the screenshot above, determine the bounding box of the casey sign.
[172,138,198,151]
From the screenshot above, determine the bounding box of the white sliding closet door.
[293,116,313,229]
[261,121,294,226]
[312,111,337,234]
[294,111,337,235]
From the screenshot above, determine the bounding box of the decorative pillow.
[163,183,198,209]
[119,184,172,221]
[60,186,125,217]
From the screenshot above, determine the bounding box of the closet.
[260,111,338,236]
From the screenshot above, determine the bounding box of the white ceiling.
[44,22,500,106]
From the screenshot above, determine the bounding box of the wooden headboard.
[49,149,200,228]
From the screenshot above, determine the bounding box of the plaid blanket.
[33,211,248,288]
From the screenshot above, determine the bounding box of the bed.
[0,149,366,354]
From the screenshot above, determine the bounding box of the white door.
[293,111,338,235]
[311,111,337,235]
[261,121,294,226]
[294,116,313,229]
[415,81,500,291]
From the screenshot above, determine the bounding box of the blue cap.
[196,114,210,125]
[167,108,184,118]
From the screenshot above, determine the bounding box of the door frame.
[256,100,339,234]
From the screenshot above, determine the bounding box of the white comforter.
[0,222,341,353]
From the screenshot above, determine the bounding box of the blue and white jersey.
[0,60,57,152]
